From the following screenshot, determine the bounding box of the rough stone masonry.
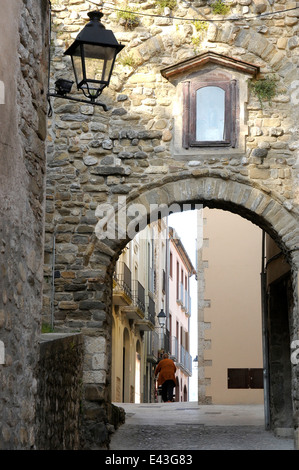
[2,0,299,450]
[0,0,49,449]
[44,0,299,449]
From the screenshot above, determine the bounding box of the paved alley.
[109,402,295,451]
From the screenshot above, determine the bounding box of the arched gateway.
[79,174,299,448]
[44,0,299,450]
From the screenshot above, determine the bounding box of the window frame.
[183,76,238,149]
[227,368,264,389]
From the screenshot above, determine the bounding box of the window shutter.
[228,368,264,389]
[249,368,264,389]
[182,81,190,149]
[228,368,249,388]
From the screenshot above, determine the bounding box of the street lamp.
[157,308,167,354]
[157,308,166,328]
[48,11,124,112]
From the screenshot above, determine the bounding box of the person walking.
[155,353,176,402]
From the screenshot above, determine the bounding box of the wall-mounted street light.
[157,308,167,353]
[157,308,166,328]
[48,11,124,113]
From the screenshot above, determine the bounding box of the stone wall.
[46,0,299,447]
[36,333,84,450]
[0,0,49,449]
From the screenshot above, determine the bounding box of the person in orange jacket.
[155,353,176,402]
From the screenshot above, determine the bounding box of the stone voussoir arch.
[94,174,299,268]
[87,173,299,447]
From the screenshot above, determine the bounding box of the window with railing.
[177,282,184,305]
[147,295,155,325]
[114,261,132,298]
[133,280,145,312]
[164,329,170,353]
[146,330,159,360]
[171,335,178,361]
[179,344,192,375]
[162,269,166,293]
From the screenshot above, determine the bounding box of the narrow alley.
[109,402,294,451]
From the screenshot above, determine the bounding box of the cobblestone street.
[109,402,295,451]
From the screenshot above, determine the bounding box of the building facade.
[168,227,195,401]
[111,220,165,404]
[197,208,264,405]
[111,220,195,403]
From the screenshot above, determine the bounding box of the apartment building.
[197,208,264,404]
[167,227,196,401]
[111,219,195,403]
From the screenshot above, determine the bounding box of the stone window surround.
[161,52,260,161]
[182,73,237,149]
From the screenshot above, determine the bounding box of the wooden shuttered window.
[227,368,264,389]
[182,76,238,149]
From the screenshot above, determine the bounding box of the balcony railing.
[162,269,166,293]
[179,345,192,376]
[147,295,155,325]
[114,261,132,298]
[159,328,170,353]
[177,282,191,314]
[135,294,156,331]
[133,280,145,312]
[177,282,183,305]
[170,335,178,361]
[146,330,159,363]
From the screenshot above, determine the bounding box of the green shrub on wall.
[250,75,278,107]
[155,0,177,12]
[117,4,140,29]
[118,52,137,68]
[211,0,230,15]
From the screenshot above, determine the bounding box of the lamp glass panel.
[196,86,225,141]
[71,45,84,86]
[83,44,116,84]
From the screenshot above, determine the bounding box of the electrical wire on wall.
[87,0,299,24]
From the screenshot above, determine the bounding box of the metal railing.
[133,280,145,312]
[146,330,159,360]
[147,295,156,325]
[179,345,192,375]
[162,329,170,353]
[114,261,132,298]
[170,335,178,361]
[177,283,191,313]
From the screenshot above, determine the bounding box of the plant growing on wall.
[155,0,177,12]
[249,75,277,107]
[193,19,209,33]
[191,35,201,52]
[117,3,140,29]
[41,323,54,333]
[118,52,137,68]
[191,20,208,53]
[210,0,230,15]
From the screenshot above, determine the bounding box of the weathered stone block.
[58,301,78,310]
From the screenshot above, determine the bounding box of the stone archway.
[43,0,299,451]
[84,174,299,448]
[93,174,299,256]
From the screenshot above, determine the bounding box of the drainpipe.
[261,230,270,430]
